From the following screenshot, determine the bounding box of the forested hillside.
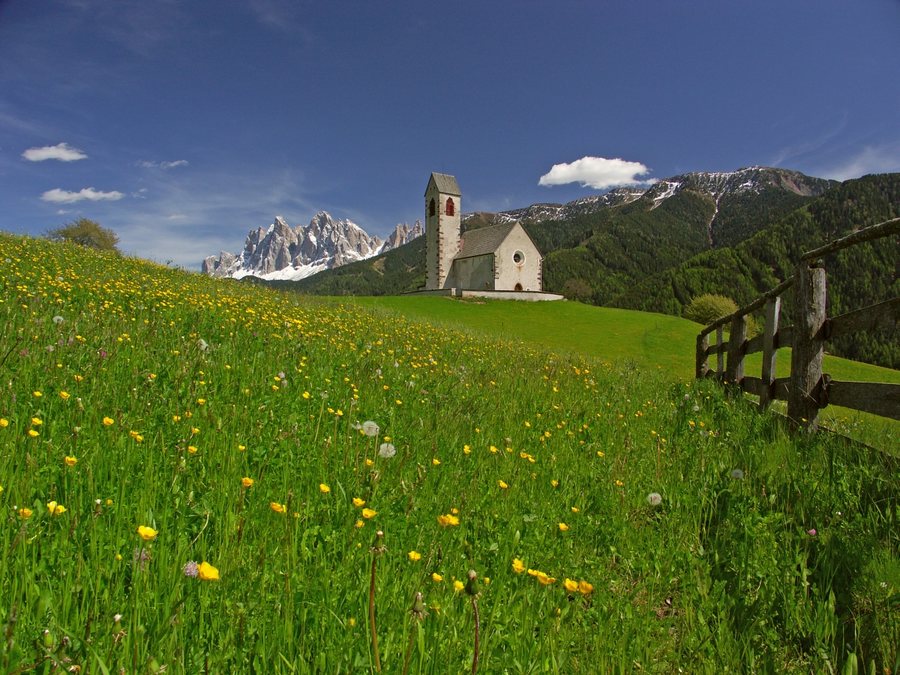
[612,174,900,367]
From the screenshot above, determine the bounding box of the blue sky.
[1,0,898,268]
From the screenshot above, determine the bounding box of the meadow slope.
[0,234,897,673]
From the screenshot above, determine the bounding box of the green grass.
[347,295,899,450]
[1,233,898,673]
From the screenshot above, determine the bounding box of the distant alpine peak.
[644,166,833,208]
[202,213,422,282]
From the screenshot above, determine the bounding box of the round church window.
[513,250,525,265]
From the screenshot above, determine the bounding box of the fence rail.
[695,217,900,430]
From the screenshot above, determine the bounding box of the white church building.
[422,172,562,300]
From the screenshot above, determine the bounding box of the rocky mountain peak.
[202,214,423,282]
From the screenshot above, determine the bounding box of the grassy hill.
[1,233,897,672]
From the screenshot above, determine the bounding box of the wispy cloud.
[816,143,900,181]
[137,159,189,170]
[539,156,656,190]
[23,142,88,162]
[113,167,319,268]
[41,187,124,203]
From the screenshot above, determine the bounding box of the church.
[423,172,555,297]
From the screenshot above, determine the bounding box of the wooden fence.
[695,217,900,430]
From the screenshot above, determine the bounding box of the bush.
[47,217,120,253]
[684,293,738,326]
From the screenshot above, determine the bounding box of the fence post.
[788,263,827,430]
[726,314,747,385]
[716,326,725,377]
[759,297,781,410]
[696,333,709,378]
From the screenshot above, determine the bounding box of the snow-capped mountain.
[202,213,422,281]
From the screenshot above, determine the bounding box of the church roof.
[426,172,461,196]
[455,222,518,259]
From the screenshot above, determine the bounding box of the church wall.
[493,225,542,291]
[451,254,495,290]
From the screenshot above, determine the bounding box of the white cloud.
[539,156,655,190]
[41,187,125,203]
[22,142,88,162]
[138,159,189,170]
[817,144,900,181]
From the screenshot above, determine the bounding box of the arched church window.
[446,198,455,216]
[429,198,436,217]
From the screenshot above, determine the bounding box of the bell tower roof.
[426,172,461,197]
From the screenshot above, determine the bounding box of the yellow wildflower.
[361,508,377,519]
[241,477,254,488]
[512,558,526,574]
[564,578,579,593]
[578,580,594,595]
[551,479,559,488]
[137,525,158,541]
[270,502,287,514]
[352,497,366,507]
[59,391,71,401]
[46,501,66,516]
[0,418,8,428]
[535,571,556,585]
[319,483,331,494]
[31,417,42,426]
[355,519,364,528]
[431,458,441,466]
[187,446,198,454]
[237,444,246,451]
[437,513,460,527]
[453,580,465,592]
[28,429,39,438]
[432,572,443,582]
[18,507,33,519]
[498,480,509,490]
[33,391,42,398]
[64,455,77,467]
[102,417,114,426]
[198,561,220,581]
[558,522,569,532]
[407,550,422,562]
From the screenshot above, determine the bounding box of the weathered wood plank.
[706,342,728,356]
[716,326,725,375]
[777,326,793,349]
[773,377,792,401]
[826,297,900,340]
[825,380,900,421]
[788,265,827,429]
[801,217,900,262]
[726,314,748,384]
[745,333,764,355]
[760,296,782,410]
[741,376,765,397]
[696,333,709,379]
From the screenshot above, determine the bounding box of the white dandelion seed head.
[378,442,396,458]
[647,492,662,506]
[730,469,745,480]
[197,338,209,351]
[362,420,380,437]
[52,315,64,325]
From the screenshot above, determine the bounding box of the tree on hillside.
[47,218,120,253]
[683,293,738,326]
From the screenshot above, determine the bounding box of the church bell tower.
[424,172,461,290]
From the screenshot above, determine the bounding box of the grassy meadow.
[1,233,898,673]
